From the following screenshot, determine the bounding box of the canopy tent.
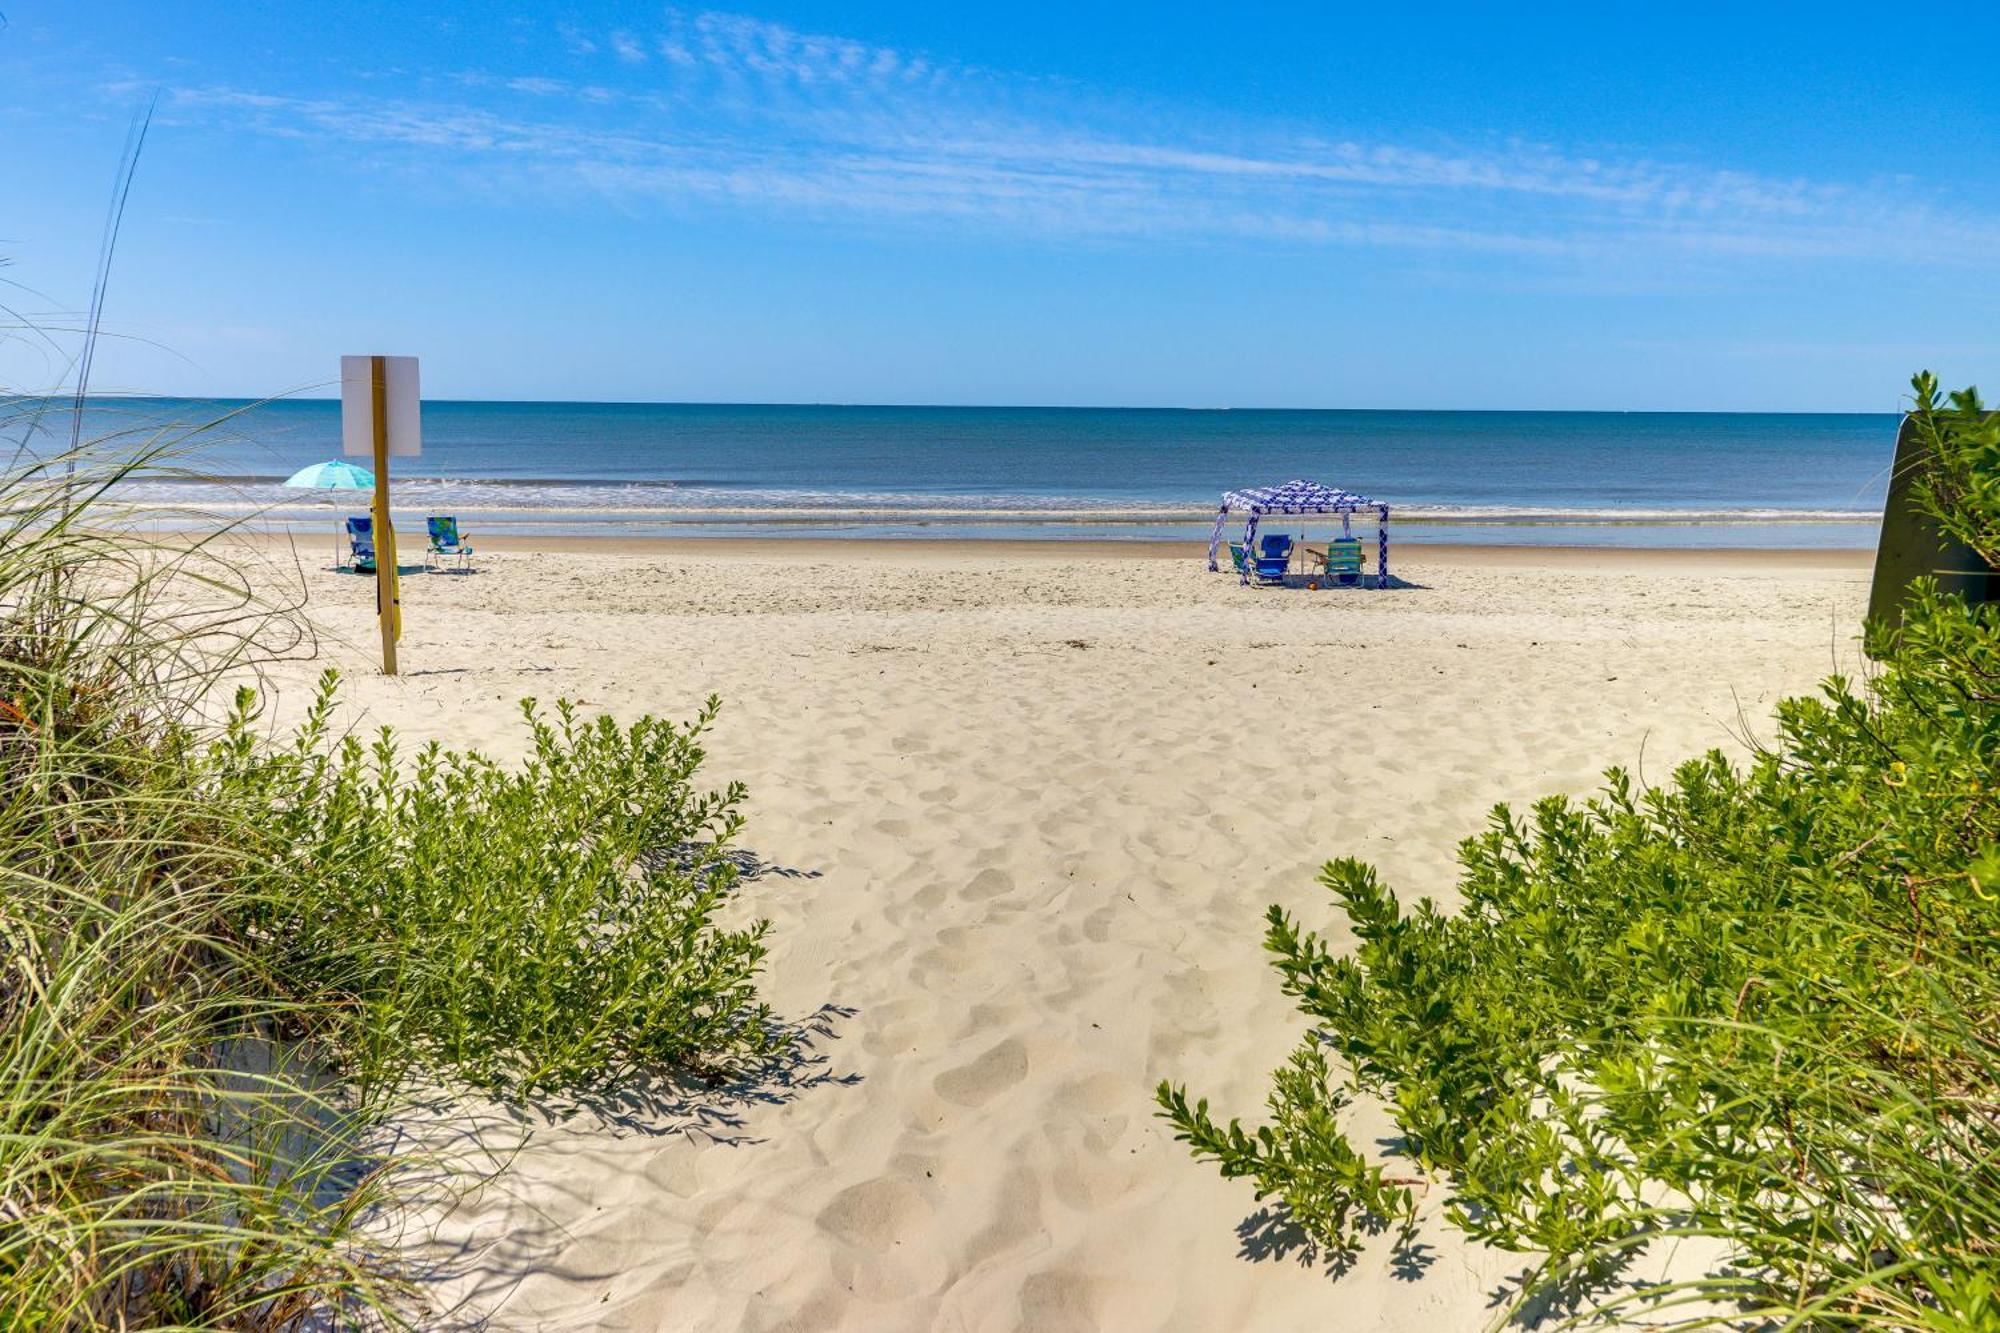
[1206,478,1390,586]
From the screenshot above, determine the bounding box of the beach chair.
[1251,533,1293,584]
[342,516,376,574]
[1228,542,1252,575]
[425,515,474,572]
[1312,537,1365,587]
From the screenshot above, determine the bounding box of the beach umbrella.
[283,459,375,489]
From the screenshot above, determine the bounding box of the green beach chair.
[425,516,474,572]
[1313,537,1365,586]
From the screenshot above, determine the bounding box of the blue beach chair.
[1250,532,1292,584]
[425,515,474,572]
[342,516,376,574]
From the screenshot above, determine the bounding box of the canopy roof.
[1218,478,1379,514]
[283,459,376,489]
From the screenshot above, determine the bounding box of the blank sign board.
[340,355,422,459]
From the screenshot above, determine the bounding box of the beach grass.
[0,405,779,1326]
[0,427,405,1325]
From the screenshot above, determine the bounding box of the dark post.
[1866,413,1998,643]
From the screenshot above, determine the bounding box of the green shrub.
[211,674,776,1094]
[1162,375,2000,1327]
[0,407,781,1324]
[1908,370,2000,569]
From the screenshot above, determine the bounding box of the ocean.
[35,398,1893,547]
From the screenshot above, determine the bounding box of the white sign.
[340,355,422,459]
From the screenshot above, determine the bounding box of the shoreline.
[232,528,1877,573]
[132,496,1882,529]
[129,493,1883,524]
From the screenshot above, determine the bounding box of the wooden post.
[369,355,401,675]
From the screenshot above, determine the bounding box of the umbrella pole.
[369,356,401,675]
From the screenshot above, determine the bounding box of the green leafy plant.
[1907,370,2000,569]
[211,676,775,1095]
[1163,375,2000,1327]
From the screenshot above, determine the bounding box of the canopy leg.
[1377,506,1390,589]
[1206,506,1229,571]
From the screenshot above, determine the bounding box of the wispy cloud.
[145,9,2000,268]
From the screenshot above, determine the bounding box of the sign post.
[368,356,399,675]
[341,355,421,675]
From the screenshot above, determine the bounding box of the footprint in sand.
[814,1177,948,1301]
[1052,1070,1129,1117]
[965,867,1014,900]
[1017,1270,1111,1332]
[814,1176,932,1250]
[933,1036,1029,1107]
[962,1164,1044,1269]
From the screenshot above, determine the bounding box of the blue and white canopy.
[1218,478,1378,515]
[1207,477,1392,584]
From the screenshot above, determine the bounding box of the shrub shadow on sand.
[1234,1202,1436,1286]
[649,841,825,884]
[381,1003,859,1328]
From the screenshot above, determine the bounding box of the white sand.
[249,540,1871,1331]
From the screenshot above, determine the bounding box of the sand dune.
[247,541,1870,1330]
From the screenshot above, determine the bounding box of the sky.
[3,2,1999,409]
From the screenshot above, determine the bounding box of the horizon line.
[32,392,1907,417]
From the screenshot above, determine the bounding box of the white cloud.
[151,10,2000,269]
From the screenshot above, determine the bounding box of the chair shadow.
[1257,572,1430,591]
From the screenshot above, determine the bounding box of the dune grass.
[0,407,779,1326]
[0,427,405,1326]
[1162,374,2000,1328]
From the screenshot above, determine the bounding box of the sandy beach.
[245,539,1871,1331]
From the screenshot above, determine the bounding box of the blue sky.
[4,2,1999,408]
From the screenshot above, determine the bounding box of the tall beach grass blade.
[67,95,154,461]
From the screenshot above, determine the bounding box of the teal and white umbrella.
[283,459,375,489]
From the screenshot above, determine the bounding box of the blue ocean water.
[39,398,1893,546]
